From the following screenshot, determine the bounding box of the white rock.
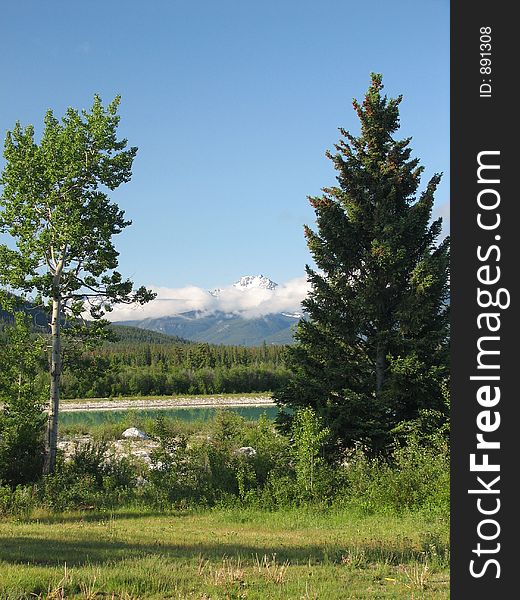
[121,427,149,440]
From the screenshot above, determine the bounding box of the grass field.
[0,507,449,599]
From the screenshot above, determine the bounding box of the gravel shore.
[59,395,275,412]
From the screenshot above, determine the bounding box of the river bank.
[60,394,274,412]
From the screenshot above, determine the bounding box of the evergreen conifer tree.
[275,74,450,452]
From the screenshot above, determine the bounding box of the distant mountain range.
[118,275,302,346]
[117,310,298,346]
[0,296,187,346]
[2,275,303,347]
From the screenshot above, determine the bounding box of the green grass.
[0,506,449,599]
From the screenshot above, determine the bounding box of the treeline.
[97,339,287,368]
[1,307,292,399]
[107,324,188,345]
[57,341,290,398]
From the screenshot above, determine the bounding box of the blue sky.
[0,0,449,300]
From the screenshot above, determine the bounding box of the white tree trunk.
[43,296,61,475]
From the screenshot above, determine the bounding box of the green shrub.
[147,411,293,508]
[339,434,450,515]
[0,407,449,516]
[0,483,36,517]
[0,312,47,487]
[291,407,332,502]
[261,472,298,508]
[40,441,142,511]
[148,434,215,507]
[247,414,291,487]
[0,411,45,486]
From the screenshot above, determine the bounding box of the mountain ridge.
[117,310,298,346]
[116,274,301,346]
[1,275,303,347]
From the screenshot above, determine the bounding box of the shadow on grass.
[0,535,439,568]
[24,509,185,524]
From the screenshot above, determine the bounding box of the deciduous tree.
[0,96,155,473]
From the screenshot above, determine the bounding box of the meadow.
[0,506,449,599]
[0,406,450,599]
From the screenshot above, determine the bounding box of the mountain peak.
[233,275,278,291]
[208,275,278,299]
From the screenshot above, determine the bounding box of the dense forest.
[16,331,288,399]
[1,305,290,399]
[58,337,290,398]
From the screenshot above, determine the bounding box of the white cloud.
[108,276,311,322]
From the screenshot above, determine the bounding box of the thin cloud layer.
[108,276,311,322]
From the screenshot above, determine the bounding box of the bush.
[339,433,450,515]
[0,483,36,517]
[259,472,298,508]
[40,441,142,511]
[0,410,46,486]
[147,411,294,508]
[291,407,332,502]
[247,414,291,488]
[0,312,47,487]
[0,408,449,516]
[148,435,215,507]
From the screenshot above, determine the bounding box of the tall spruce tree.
[275,74,449,452]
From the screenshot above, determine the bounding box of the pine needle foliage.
[275,74,450,453]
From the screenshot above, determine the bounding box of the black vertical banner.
[451,1,517,597]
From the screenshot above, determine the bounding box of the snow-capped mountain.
[232,275,278,291]
[209,275,278,299]
[121,274,302,346]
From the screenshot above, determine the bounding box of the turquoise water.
[59,405,279,427]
